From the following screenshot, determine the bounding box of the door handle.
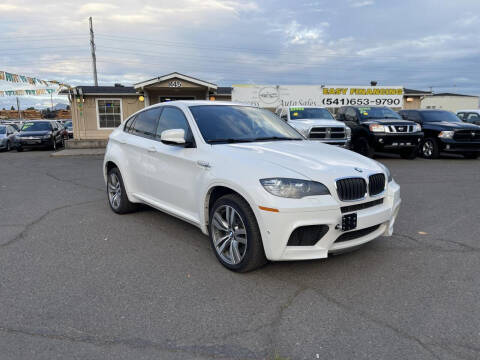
[147,146,157,153]
[119,139,127,144]
[197,160,211,168]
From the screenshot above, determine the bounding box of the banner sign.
[232,85,404,108]
[0,88,56,96]
[0,70,56,87]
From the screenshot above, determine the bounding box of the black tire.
[353,137,374,158]
[463,153,479,159]
[420,137,440,159]
[5,141,11,152]
[209,194,267,272]
[106,167,137,214]
[400,147,417,160]
[16,146,23,152]
[51,137,57,151]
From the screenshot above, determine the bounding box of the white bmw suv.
[104,101,401,272]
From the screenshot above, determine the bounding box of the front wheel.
[209,194,266,272]
[400,147,417,160]
[420,138,440,159]
[107,167,137,214]
[51,137,57,151]
[16,146,23,152]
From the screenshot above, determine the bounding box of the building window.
[97,99,122,128]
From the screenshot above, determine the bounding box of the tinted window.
[345,108,357,121]
[357,107,401,120]
[467,113,480,121]
[189,105,303,144]
[421,111,461,123]
[131,109,160,137]
[408,111,422,121]
[289,108,334,120]
[21,122,52,131]
[156,107,190,138]
[0,126,5,134]
[123,115,136,132]
[457,112,466,120]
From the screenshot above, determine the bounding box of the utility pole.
[89,17,98,86]
[16,97,21,119]
[50,92,53,110]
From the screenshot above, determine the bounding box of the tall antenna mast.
[89,17,98,86]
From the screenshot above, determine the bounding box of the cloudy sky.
[1,0,479,107]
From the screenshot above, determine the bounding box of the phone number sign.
[322,86,404,107]
[232,85,404,108]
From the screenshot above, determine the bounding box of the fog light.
[379,138,384,143]
[446,145,450,150]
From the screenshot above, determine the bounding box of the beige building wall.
[421,95,479,112]
[72,95,144,140]
[402,97,422,109]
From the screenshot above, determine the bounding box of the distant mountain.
[0,96,69,111]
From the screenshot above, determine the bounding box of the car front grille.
[287,225,329,246]
[336,177,367,201]
[453,130,480,142]
[368,173,385,196]
[309,127,346,139]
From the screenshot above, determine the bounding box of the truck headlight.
[260,178,330,198]
[438,131,454,139]
[412,123,422,132]
[345,126,352,139]
[369,124,386,132]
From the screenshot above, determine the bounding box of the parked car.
[64,120,73,138]
[55,121,69,140]
[456,110,480,126]
[275,106,351,147]
[103,101,401,272]
[399,109,480,159]
[0,124,18,151]
[1,121,22,132]
[336,106,423,159]
[15,120,65,152]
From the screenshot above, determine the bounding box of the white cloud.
[78,2,118,14]
[284,21,329,44]
[349,0,374,8]
[455,15,479,27]
[0,4,22,11]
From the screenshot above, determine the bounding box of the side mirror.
[160,129,186,145]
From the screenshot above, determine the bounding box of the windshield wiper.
[251,136,302,141]
[207,138,255,144]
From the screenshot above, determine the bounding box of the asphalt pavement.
[0,149,479,360]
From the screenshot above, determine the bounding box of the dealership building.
[64,72,478,143]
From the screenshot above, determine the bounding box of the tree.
[27,106,35,110]
[10,106,15,111]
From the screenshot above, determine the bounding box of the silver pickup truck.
[276,106,351,147]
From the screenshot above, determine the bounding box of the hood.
[215,140,383,184]
[423,121,480,130]
[289,119,346,129]
[18,130,51,137]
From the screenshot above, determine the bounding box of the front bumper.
[256,180,401,261]
[373,133,423,149]
[16,137,51,147]
[439,139,480,152]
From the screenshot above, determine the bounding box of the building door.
[159,96,195,102]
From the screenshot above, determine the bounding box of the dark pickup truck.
[399,109,480,159]
[336,106,424,159]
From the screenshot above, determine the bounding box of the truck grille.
[309,127,346,139]
[453,130,480,142]
[368,173,385,196]
[336,178,367,201]
[386,125,416,133]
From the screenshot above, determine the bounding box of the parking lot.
[0,150,479,360]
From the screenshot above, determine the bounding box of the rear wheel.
[209,194,266,272]
[400,147,417,159]
[51,137,57,151]
[420,137,440,159]
[16,146,23,152]
[6,141,11,152]
[463,153,479,159]
[107,167,137,214]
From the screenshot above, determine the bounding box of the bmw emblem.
[354,167,363,173]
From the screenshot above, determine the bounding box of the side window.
[409,111,422,122]
[345,108,357,121]
[336,108,345,121]
[131,109,161,138]
[457,112,465,120]
[467,113,480,122]
[123,115,136,132]
[280,109,288,121]
[155,107,192,140]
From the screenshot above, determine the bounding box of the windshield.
[289,107,334,120]
[421,111,461,123]
[0,126,5,134]
[65,121,72,128]
[358,107,401,120]
[189,105,303,144]
[21,122,51,132]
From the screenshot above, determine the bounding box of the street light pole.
[89,17,98,86]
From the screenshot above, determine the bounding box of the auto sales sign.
[232,85,404,108]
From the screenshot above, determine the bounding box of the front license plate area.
[342,213,357,231]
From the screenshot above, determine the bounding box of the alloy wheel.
[211,205,247,265]
[422,140,433,157]
[108,173,122,209]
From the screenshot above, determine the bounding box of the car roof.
[456,109,480,113]
[148,100,250,108]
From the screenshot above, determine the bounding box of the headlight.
[43,133,52,139]
[377,162,392,183]
[438,131,454,139]
[369,124,386,132]
[260,178,330,198]
[412,123,422,132]
[345,126,352,139]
